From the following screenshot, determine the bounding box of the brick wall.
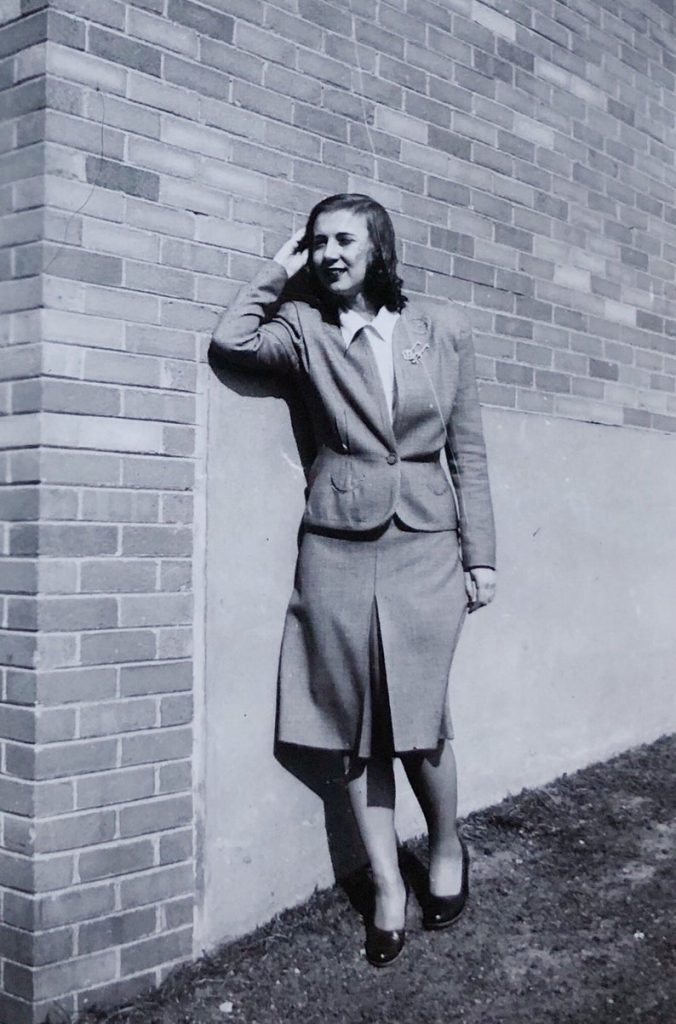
[2,4,197,1021]
[40,0,676,437]
[1,6,49,1024]
[1,0,675,1019]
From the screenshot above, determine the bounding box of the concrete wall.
[200,387,676,947]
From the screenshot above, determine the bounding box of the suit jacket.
[211,262,496,570]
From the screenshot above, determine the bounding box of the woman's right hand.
[273,228,309,278]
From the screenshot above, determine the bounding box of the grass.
[75,734,675,1024]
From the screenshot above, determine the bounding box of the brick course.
[2,0,676,1018]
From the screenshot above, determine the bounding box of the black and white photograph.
[0,0,674,1021]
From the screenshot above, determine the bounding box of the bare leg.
[401,740,463,896]
[345,755,406,930]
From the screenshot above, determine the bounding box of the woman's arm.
[445,319,497,578]
[210,231,309,375]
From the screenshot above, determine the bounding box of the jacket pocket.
[330,462,357,493]
[426,468,451,495]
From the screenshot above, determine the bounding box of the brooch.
[402,341,430,364]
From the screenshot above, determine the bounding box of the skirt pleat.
[277,517,467,757]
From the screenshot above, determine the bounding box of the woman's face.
[311,210,373,304]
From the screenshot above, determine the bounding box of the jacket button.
[386,453,398,465]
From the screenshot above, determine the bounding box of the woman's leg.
[345,755,406,930]
[401,740,464,896]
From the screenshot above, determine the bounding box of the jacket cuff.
[257,261,289,294]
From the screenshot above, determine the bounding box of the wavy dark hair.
[302,193,408,313]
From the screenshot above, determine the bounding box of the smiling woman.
[210,193,496,967]
[312,212,372,300]
[304,195,407,317]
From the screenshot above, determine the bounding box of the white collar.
[338,306,400,349]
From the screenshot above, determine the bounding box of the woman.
[211,194,496,967]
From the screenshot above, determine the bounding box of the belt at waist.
[325,450,442,463]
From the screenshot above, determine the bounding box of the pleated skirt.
[276,517,467,758]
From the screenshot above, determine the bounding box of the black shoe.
[365,922,406,967]
[422,838,470,930]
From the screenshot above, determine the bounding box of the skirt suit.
[211,262,496,758]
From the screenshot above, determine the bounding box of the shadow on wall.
[274,744,367,883]
[207,335,369,892]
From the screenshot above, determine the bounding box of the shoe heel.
[422,838,469,931]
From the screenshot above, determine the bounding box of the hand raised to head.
[273,228,309,278]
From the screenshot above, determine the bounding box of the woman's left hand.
[465,567,496,613]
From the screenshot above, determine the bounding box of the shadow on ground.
[76,735,675,1024]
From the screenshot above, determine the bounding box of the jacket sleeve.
[210,261,302,375]
[445,319,496,571]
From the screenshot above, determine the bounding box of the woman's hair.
[303,193,408,313]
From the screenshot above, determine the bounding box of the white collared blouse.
[338,306,400,423]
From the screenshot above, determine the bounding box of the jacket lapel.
[392,309,432,437]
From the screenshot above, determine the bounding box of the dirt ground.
[78,735,675,1024]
